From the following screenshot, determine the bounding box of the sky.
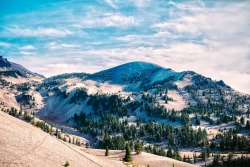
[0,0,249,94]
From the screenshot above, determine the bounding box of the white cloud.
[46,42,79,50]
[7,27,73,37]
[3,0,250,94]
[0,42,12,48]
[82,13,137,28]
[19,51,36,55]
[153,16,202,33]
[19,45,36,50]
[105,0,117,8]
[134,0,151,8]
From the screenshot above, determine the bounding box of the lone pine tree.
[105,146,109,156]
[134,141,142,154]
[123,143,133,162]
[63,161,69,167]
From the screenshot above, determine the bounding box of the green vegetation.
[123,143,133,162]
[63,161,70,167]
[105,146,109,156]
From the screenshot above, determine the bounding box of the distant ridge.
[0,55,44,78]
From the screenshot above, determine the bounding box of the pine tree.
[69,137,71,143]
[240,116,245,125]
[123,143,133,162]
[64,161,69,167]
[196,118,200,125]
[134,141,142,154]
[246,120,250,129]
[55,128,58,137]
[183,155,186,162]
[193,153,197,164]
[105,146,109,156]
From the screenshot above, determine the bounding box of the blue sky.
[0,0,249,94]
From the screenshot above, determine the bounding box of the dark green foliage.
[9,107,18,116]
[105,146,109,156]
[0,71,25,78]
[24,111,33,122]
[145,145,182,161]
[208,155,250,167]
[144,103,168,118]
[123,143,133,162]
[16,82,31,91]
[87,94,129,116]
[240,116,245,125]
[69,88,88,104]
[181,112,189,125]
[100,133,126,150]
[63,161,70,167]
[196,118,201,125]
[108,95,128,116]
[134,140,142,154]
[246,120,250,129]
[216,129,249,151]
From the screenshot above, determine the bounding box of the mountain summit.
[0,55,33,74]
[90,61,185,85]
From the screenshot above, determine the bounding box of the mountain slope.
[89,61,185,87]
[0,56,32,74]
[1,60,249,167]
[33,61,249,124]
[0,111,197,167]
[0,111,123,167]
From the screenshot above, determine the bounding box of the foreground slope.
[0,111,197,167]
[83,149,198,167]
[0,111,123,167]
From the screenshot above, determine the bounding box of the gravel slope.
[0,111,123,167]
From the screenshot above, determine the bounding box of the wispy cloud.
[46,42,79,50]
[81,13,138,28]
[5,27,73,38]
[105,0,117,9]
[134,0,151,8]
[1,0,250,94]
[19,45,36,50]
[0,42,13,48]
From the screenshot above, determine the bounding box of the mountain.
[89,61,185,88]
[0,55,32,73]
[0,110,197,167]
[0,59,249,167]
[0,110,124,167]
[0,56,44,79]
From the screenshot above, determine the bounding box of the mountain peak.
[89,61,183,88]
[98,61,168,75]
[0,55,12,68]
[119,61,162,68]
[0,55,33,74]
[112,61,173,71]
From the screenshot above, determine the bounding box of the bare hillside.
[0,111,198,167]
[0,111,123,167]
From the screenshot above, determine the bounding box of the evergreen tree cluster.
[69,88,88,104]
[209,154,250,167]
[213,129,250,151]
